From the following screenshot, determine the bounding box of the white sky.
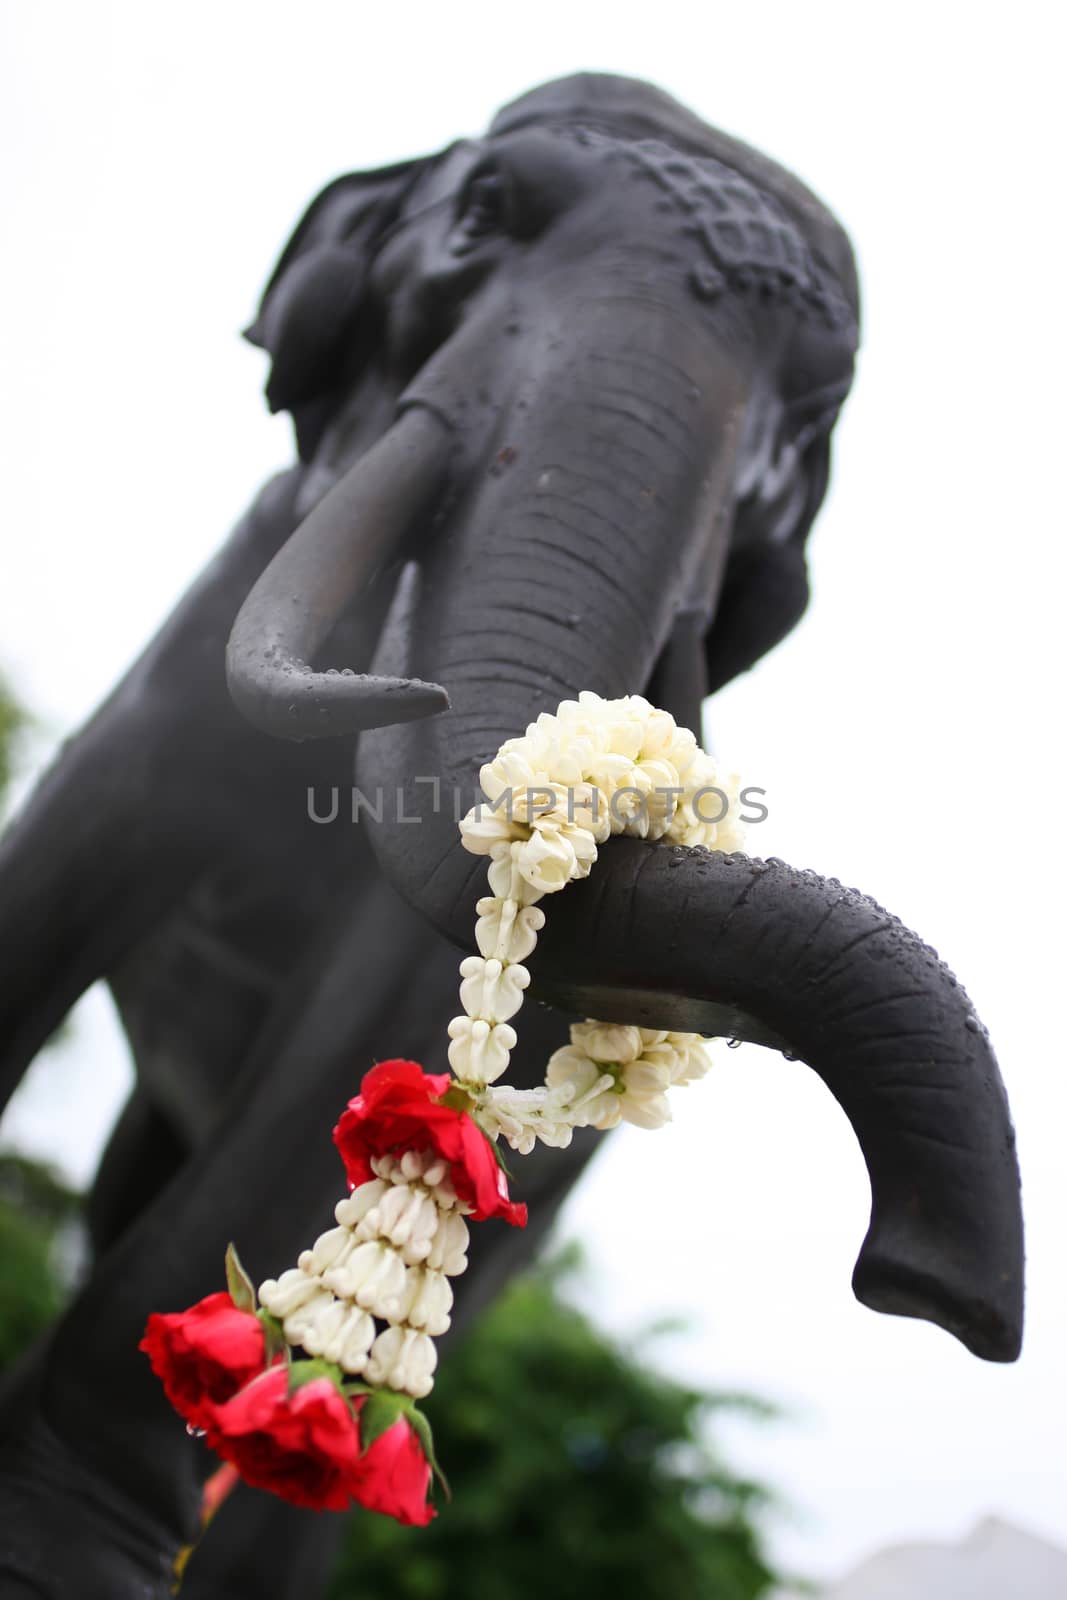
[1,1,1064,1585]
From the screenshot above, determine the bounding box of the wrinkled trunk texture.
[534,845,1023,1362]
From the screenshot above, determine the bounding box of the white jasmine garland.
[258,1149,471,1395]
[256,694,743,1416]
[454,692,744,1146]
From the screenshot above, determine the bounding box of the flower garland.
[142,693,744,1536]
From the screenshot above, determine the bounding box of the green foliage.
[330,1248,784,1600]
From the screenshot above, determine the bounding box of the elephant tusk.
[532,841,1025,1363]
[226,405,453,741]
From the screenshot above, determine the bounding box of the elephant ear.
[244,157,431,459]
[704,299,858,695]
[704,391,843,695]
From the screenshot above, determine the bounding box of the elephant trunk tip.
[852,1245,1023,1364]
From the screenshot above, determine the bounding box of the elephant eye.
[455,171,509,241]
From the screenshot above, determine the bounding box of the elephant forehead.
[581,130,854,331]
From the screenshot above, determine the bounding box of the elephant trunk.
[533,844,1024,1362]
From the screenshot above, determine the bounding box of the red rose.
[140,1292,269,1431]
[334,1059,526,1227]
[351,1402,435,1527]
[204,1369,362,1512]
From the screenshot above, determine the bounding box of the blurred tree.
[330,1248,786,1600]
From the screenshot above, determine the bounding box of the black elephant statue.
[0,73,1023,1599]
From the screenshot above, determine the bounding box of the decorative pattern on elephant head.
[230,73,860,745]
[0,72,1022,1600]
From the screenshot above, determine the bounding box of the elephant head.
[226,74,1023,1362]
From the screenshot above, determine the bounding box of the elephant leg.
[0,1330,193,1600]
[85,1087,189,1257]
[0,886,410,1599]
[0,467,303,1115]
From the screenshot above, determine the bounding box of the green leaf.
[467,1110,514,1180]
[406,1403,452,1502]
[224,1243,257,1315]
[257,1309,288,1367]
[437,1084,475,1114]
[358,1389,408,1453]
[287,1358,344,1395]
[487,1131,514,1180]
